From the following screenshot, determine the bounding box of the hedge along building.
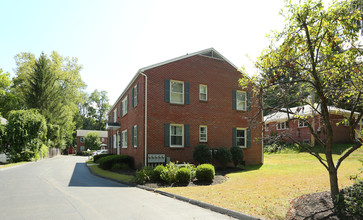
[264,104,363,145]
[106,48,263,167]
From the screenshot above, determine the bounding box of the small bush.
[193,144,212,164]
[160,162,178,184]
[215,147,232,169]
[111,163,122,171]
[230,146,244,167]
[152,165,165,182]
[196,164,215,182]
[98,155,134,170]
[176,168,191,184]
[94,153,113,163]
[336,180,363,219]
[135,166,154,184]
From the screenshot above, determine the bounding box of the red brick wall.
[145,55,262,165]
[265,114,354,144]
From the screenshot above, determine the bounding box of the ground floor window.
[170,124,183,147]
[199,125,207,142]
[236,128,246,148]
[122,129,128,148]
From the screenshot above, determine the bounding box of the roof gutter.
[140,72,148,166]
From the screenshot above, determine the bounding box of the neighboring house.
[106,48,263,167]
[76,130,108,152]
[0,117,8,163]
[264,104,363,144]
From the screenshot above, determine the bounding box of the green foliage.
[98,155,134,170]
[336,180,363,219]
[196,164,215,182]
[3,109,47,162]
[152,165,165,182]
[215,147,232,169]
[85,132,101,150]
[193,144,212,164]
[93,153,113,163]
[160,162,179,184]
[230,146,244,167]
[175,167,191,184]
[135,166,154,184]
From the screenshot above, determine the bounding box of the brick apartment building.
[264,105,363,144]
[76,130,108,152]
[106,48,263,167]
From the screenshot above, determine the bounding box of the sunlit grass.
[0,161,27,169]
[159,147,363,219]
[89,164,135,183]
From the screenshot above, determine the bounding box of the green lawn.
[159,146,363,219]
[0,161,27,169]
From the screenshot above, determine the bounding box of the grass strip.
[0,161,27,169]
[89,164,135,183]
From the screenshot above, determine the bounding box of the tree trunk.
[328,166,339,200]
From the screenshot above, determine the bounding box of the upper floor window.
[122,96,128,116]
[113,108,117,122]
[80,137,84,143]
[236,91,246,111]
[170,80,184,104]
[199,85,207,101]
[277,121,289,130]
[298,120,308,128]
[133,84,138,107]
[199,125,207,142]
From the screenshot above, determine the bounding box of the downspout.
[140,72,148,166]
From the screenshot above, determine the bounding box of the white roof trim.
[108,48,242,114]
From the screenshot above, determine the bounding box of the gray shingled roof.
[76,130,108,138]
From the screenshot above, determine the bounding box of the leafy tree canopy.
[240,0,363,199]
[85,131,101,150]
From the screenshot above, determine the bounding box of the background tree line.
[0,51,109,161]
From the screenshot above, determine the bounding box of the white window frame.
[133,125,137,147]
[236,90,247,111]
[113,108,117,122]
[113,134,117,149]
[80,146,85,151]
[170,80,184,104]
[298,120,308,128]
[199,84,207,101]
[199,125,207,142]
[122,129,128,148]
[236,128,247,148]
[133,84,138,107]
[265,124,269,132]
[277,121,288,130]
[170,124,184,147]
[122,96,128,116]
[80,137,84,143]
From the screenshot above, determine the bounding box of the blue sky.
[1,0,293,104]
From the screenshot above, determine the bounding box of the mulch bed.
[286,191,339,220]
[115,167,240,188]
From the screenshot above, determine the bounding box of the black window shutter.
[131,87,134,109]
[185,82,190,104]
[232,127,237,147]
[247,92,251,111]
[135,125,138,146]
[164,123,170,147]
[127,95,129,112]
[120,102,122,116]
[232,90,237,110]
[136,83,139,106]
[247,127,251,147]
[184,125,190,147]
[164,79,170,103]
[131,127,134,147]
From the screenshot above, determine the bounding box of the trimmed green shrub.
[193,144,212,164]
[111,163,122,171]
[160,162,178,184]
[196,164,215,182]
[135,166,154,184]
[98,155,134,170]
[230,146,244,167]
[176,167,191,184]
[152,165,165,182]
[336,180,363,219]
[94,153,113,163]
[215,147,232,169]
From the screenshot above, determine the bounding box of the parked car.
[91,150,108,157]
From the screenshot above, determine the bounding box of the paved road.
[0,156,234,220]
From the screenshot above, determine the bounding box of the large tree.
[240,0,362,200]
[13,52,86,148]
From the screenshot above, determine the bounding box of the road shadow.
[68,163,129,187]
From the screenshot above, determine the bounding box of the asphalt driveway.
[0,156,235,220]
